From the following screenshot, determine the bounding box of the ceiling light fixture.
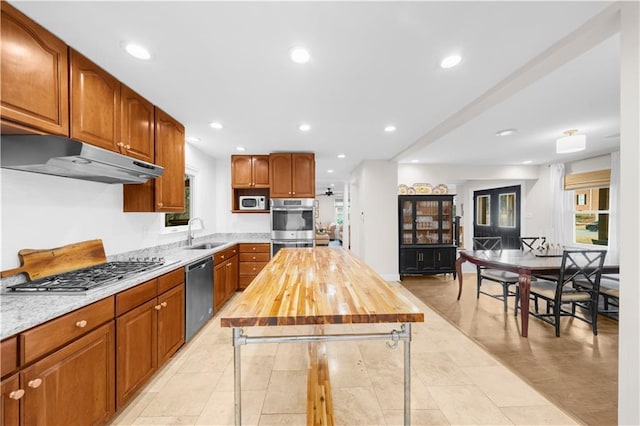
[496,128,517,137]
[440,55,462,69]
[556,129,586,154]
[236,146,246,152]
[299,123,311,132]
[185,136,200,143]
[327,169,334,173]
[290,47,310,64]
[411,159,419,163]
[384,125,396,133]
[337,154,346,159]
[210,122,223,130]
[123,42,151,60]
[522,160,533,164]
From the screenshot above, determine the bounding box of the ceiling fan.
[324,187,334,196]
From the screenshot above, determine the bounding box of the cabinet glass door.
[441,199,453,244]
[401,200,414,244]
[415,200,439,244]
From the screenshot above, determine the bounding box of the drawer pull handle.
[252,247,256,251]
[28,379,42,389]
[125,145,131,149]
[252,268,256,271]
[161,302,168,307]
[75,320,88,328]
[155,305,162,310]
[9,389,25,400]
[252,256,256,260]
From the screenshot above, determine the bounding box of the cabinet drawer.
[239,262,268,276]
[239,243,270,253]
[239,275,255,289]
[239,252,270,262]
[157,268,184,294]
[116,279,157,316]
[21,297,114,364]
[1,336,18,377]
[214,246,238,265]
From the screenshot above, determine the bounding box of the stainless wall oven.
[270,198,315,256]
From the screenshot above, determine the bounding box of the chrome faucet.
[187,217,204,246]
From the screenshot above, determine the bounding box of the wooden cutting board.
[1,239,107,280]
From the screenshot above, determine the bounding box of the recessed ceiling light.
[236,146,246,152]
[384,125,396,133]
[290,47,310,64]
[209,122,223,130]
[123,42,151,60]
[330,183,335,187]
[440,55,462,69]
[337,154,346,159]
[185,136,200,143]
[522,160,533,164]
[496,128,517,137]
[411,159,419,163]
[299,123,311,132]
[327,169,334,173]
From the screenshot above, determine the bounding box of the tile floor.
[109,281,577,426]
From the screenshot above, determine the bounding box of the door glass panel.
[401,200,414,244]
[442,200,453,244]
[498,192,516,228]
[476,195,490,226]
[416,200,439,244]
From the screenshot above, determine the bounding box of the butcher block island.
[221,247,424,426]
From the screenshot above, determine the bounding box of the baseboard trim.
[381,273,400,281]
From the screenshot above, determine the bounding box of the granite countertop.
[0,235,270,340]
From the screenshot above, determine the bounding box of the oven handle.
[271,240,315,244]
[270,207,313,212]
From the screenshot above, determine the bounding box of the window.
[498,192,516,228]
[574,187,609,246]
[164,174,192,230]
[476,195,490,226]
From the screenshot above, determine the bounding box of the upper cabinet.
[231,155,269,188]
[269,153,315,198]
[0,2,69,135]
[70,49,121,152]
[120,85,155,163]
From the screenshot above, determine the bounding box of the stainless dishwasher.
[185,257,214,342]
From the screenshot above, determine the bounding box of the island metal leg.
[403,322,412,426]
[233,327,243,426]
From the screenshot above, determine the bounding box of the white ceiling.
[11,1,619,195]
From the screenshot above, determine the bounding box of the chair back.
[520,236,546,251]
[557,249,607,297]
[473,236,503,251]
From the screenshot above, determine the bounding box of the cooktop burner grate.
[7,261,166,293]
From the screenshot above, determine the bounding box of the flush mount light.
[290,47,310,64]
[209,122,223,130]
[123,42,151,60]
[556,129,586,154]
[337,154,346,159]
[327,169,334,173]
[440,54,462,69]
[236,146,246,152]
[330,183,335,187]
[411,159,419,163]
[496,128,517,137]
[522,160,533,164]
[185,136,200,143]
[299,123,311,132]
[384,125,396,133]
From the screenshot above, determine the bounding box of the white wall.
[315,195,336,227]
[1,144,218,270]
[565,154,610,174]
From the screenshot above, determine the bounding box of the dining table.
[220,247,424,426]
[455,248,619,337]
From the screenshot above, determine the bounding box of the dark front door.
[473,185,521,249]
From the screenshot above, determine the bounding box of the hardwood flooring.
[401,273,619,426]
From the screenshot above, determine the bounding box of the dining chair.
[472,236,520,312]
[519,236,546,251]
[514,249,606,337]
[575,273,619,321]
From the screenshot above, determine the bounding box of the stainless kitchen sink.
[186,242,226,250]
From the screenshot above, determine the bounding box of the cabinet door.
[1,374,20,426]
[0,2,69,135]
[157,284,185,365]
[231,155,253,187]
[399,249,420,274]
[213,261,227,313]
[116,299,157,408]
[435,247,456,270]
[70,49,121,152]
[154,107,185,212]
[121,84,154,163]
[252,155,270,188]
[269,153,293,198]
[22,322,115,426]
[291,153,315,197]
[224,256,239,300]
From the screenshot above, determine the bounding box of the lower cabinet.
[21,322,115,425]
[1,374,20,426]
[214,247,238,313]
[116,271,185,408]
[238,243,270,290]
[399,246,457,278]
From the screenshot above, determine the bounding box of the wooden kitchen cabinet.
[1,374,21,426]
[0,1,69,135]
[21,321,115,426]
[269,153,315,198]
[214,246,239,312]
[238,243,270,290]
[115,269,184,407]
[123,107,185,212]
[70,49,121,152]
[231,155,269,188]
[120,84,155,163]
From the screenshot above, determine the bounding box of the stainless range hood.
[1,134,163,184]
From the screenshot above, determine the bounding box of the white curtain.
[549,163,574,245]
[608,151,620,263]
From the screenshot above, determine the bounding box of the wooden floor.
[401,273,619,426]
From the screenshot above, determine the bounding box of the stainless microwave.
[239,196,266,210]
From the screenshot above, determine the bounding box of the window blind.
[564,169,611,190]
